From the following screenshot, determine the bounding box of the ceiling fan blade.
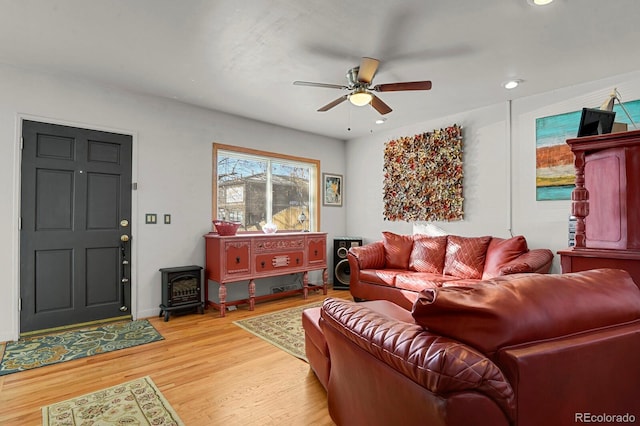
[372,81,432,92]
[357,57,380,84]
[318,95,349,112]
[370,94,392,115]
[293,81,348,90]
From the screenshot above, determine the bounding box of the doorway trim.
[10,113,139,341]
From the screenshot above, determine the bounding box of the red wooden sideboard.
[204,232,328,316]
[558,129,640,285]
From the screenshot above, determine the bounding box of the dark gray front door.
[20,120,133,333]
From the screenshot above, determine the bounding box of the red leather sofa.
[348,232,554,309]
[303,269,640,426]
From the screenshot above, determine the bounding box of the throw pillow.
[409,235,448,273]
[382,231,414,269]
[481,235,529,279]
[442,235,491,279]
[498,263,531,275]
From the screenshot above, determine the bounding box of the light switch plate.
[164,214,171,224]
[145,214,157,224]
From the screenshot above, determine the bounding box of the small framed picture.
[323,173,343,207]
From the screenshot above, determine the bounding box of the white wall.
[346,103,510,239]
[4,62,640,342]
[0,64,346,342]
[346,70,640,274]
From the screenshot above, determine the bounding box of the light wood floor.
[0,288,350,425]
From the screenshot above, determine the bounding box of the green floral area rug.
[0,320,163,376]
[233,302,323,362]
[42,375,184,426]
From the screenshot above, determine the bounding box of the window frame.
[212,143,321,232]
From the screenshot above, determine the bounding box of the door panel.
[87,173,121,229]
[35,249,73,312]
[86,247,120,305]
[36,169,74,230]
[21,120,132,333]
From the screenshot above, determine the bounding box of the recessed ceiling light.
[504,79,522,89]
[528,0,554,5]
[375,118,387,125]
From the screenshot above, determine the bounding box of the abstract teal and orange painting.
[535,99,640,201]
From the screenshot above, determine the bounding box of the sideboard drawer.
[307,237,326,264]
[254,236,305,253]
[255,251,305,273]
[224,240,251,275]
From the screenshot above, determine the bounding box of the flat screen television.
[577,107,616,137]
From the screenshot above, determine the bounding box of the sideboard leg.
[218,283,227,317]
[303,271,309,299]
[323,268,328,295]
[248,279,256,311]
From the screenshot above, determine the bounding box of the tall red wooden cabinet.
[558,129,640,285]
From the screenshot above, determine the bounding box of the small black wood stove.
[159,265,204,321]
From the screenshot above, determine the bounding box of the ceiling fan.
[293,57,432,115]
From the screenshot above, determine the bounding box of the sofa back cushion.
[382,231,414,269]
[442,235,491,279]
[411,268,640,356]
[409,235,448,273]
[481,236,529,279]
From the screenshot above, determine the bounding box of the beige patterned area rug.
[42,376,184,426]
[233,302,323,362]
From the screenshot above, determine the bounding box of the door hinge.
[132,182,138,190]
[18,217,22,230]
[20,137,24,150]
[19,298,22,311]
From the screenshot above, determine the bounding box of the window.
[213,143,320,232]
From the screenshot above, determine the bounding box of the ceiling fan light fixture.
[349,89,373,106]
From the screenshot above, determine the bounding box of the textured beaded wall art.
[383,124,463,222]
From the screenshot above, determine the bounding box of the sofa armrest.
[348,241,385,270]
[499,249,553,275]
[320,298,515,420]
[497,322,640,426]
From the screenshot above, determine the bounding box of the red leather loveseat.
[303,269,640,426]
[348,232,553,309]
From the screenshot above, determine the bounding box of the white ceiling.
[1,0,639,140]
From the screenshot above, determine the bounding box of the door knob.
[120,235,130,242]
